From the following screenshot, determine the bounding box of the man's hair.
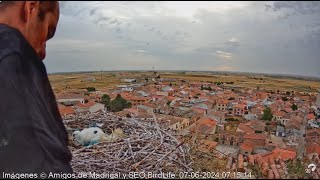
[0,1,58,21]
[38,1,58,21]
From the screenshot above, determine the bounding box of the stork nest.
[63,112,193,177]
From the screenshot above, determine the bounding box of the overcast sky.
[44,1,320,77]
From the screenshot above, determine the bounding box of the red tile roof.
[152,95,166,99]
[209,111,225,118]
[57,93,85,99]
[199,140,218,152]
[240,142,254,152]
[76,101,96,108]
[306,142,320,155]
[244,134,267,140]
[307,113,316,120]
[271,148,296,160]
[285,118,301,130]
[58,105,75,116]
[273,111,285,117]
[191,117,217,134]
[306,129,320,137]
[246,120,266,131]
[191,107,207,114]
[237,123,255,134]
[217,99,229,104]
[197,117,217,126]
[284,107,292,113]
[167,96,176,101]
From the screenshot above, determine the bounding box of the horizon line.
[47,70,320,81]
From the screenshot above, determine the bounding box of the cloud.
[270,1,320,15]
[215,51,233,60]
[95,16,111,24]
[229,37,239,43]
[216,65,235,71]
[135,49,147,54]
[47,38,124,54]
[41,2,320,77]
[204,65,236,71]
[89,7,99,16]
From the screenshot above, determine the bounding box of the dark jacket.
[0,24,72,174]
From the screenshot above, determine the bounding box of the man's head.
[0,1,60,60]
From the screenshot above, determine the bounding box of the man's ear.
[23,1,39,22]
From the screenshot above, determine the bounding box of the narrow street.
[297,113,307,159]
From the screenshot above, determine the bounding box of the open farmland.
[160,73,320,93]
[48,71,320,93]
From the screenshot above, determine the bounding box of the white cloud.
[204,65,236,71]
[163,1,252,19]
[135,49,147,53]
[43,1,320,77]
[216,65,235,71]
[229,37,239,43]
[47,38,124,53]
[215,51,233,60]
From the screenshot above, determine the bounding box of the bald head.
[0,1,60,60]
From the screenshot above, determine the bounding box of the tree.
[101,94,111,110]
[167,101,172,106]
[262,107,273,121]
[287,159,305,179]
[200,85,204,90]
[281,97,288,101]
[86,87,96,92]
[286,91,291,96]
[214,82,220,85]
[208,86,212,91]
[291,104,298,111]
[126,113,131,118]
[110,94,132,112]
[169,83,172,87]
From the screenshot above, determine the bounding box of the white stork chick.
[72,127,125,146]
[72,127,109,146]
